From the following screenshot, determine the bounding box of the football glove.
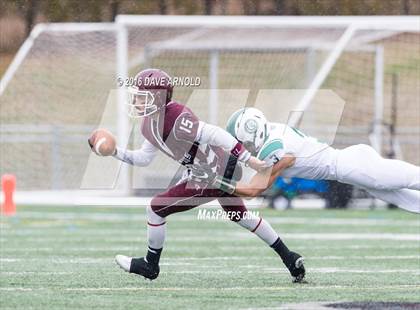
[186,164,237,195]
[186,163,216,185]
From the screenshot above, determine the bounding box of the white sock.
[237,215,279,246]
[147,206,166,249]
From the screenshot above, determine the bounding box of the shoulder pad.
[257,139,284,161]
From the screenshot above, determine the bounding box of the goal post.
[0,22,123,194]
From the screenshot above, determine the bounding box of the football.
[88,128,116,156]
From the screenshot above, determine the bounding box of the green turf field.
[1,206,419,309]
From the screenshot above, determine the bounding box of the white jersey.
[257,123,339,180]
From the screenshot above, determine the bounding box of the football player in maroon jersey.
[91,69,305,282]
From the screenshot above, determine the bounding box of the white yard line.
[0,287,35,291]
[1,244,418,252]
[166,233,420,241]
[1,285,418,292]
[314,255,420,260]
[263,267,420,274]
[2,269,420,277]
[0,271,73,275]
[5,211,419,227]
[166,268,420,274]
[0,258,108,263]
[282,233,420,241]
[1,232,419,241]
[166,255,420,261]
[1,255,419,264]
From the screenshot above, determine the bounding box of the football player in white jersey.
[190,107,420,213]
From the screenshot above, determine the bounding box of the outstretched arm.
[189,154,295,198]
[113,140,158,167]
[233,155,295,198]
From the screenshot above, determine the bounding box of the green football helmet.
[226,107,269,155]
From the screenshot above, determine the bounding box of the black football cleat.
[283,251,306,283]
[115,255,160,280]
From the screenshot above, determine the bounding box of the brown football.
[88,128,116,156]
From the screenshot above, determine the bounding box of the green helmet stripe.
[258,139,283,160]
[226,108,245,137]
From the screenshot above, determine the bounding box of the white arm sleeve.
[197,121,237,150]
[197,121,250,162]
[113,140,158,167]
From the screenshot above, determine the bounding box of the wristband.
[213,176,236,195]
[112,147,122,158]
[230,142,249,161]
[238,150,251,163]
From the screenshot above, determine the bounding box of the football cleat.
[283,251,306,283]
[115,255,160,280]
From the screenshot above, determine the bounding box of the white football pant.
[336,144,420,213]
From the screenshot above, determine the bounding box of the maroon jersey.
[141,101,229,174]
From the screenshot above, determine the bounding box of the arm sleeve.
[113,140,158,167]
[197,121,250,162]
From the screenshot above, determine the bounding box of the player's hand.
[246,156,269,172]
[186,164,216,185]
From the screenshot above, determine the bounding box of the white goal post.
[0,16,419,205]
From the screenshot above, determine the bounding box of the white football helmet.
[226,107,269,155]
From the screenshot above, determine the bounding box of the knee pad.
[237,215,260,231]
[149,196,170,218]
[147,205,165,225]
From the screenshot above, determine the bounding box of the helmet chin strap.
[263,123,268,141]
[252,123,267,153]
[244,132,258,156]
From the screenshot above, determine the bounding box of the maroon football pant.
[150,181,248,222]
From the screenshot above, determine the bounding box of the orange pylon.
[1,174,16,216]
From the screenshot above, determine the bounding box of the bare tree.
[159,0,167,14]
[402,0,410,14]
[203,0,213,15]
[274,0,286,15]
[220,0,227,14]
[242,0,260,15]
[110,0,119,21]
[24,0,39,36]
